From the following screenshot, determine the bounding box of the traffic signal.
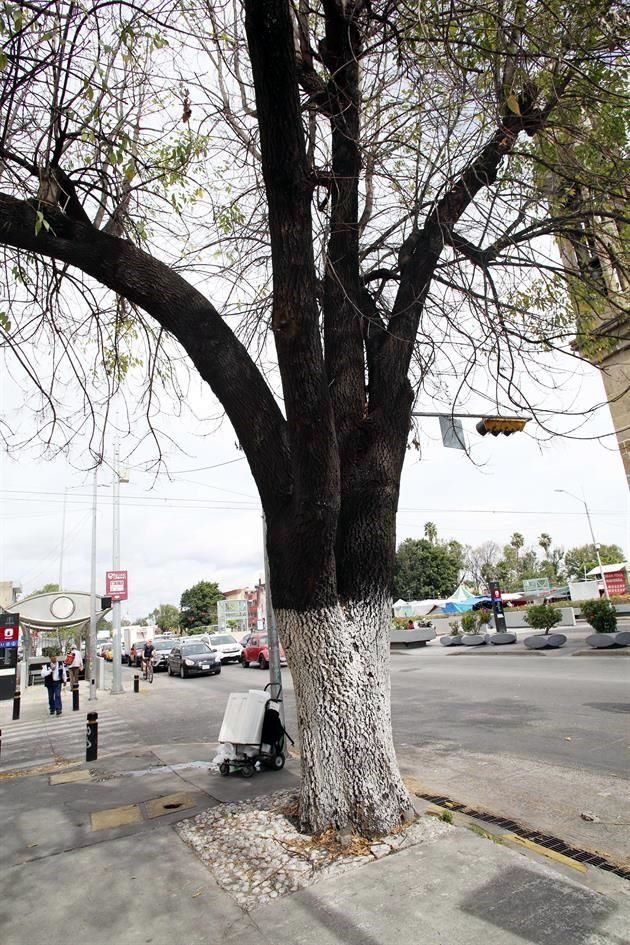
[476,416,528,437]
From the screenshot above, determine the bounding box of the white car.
[200,633,243,664]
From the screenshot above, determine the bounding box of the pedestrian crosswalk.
[0,707,137,770]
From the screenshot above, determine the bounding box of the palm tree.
[510,532,525,569]
[424,522,438,544]
[538,533,552,557]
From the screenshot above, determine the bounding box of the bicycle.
[142,657,154,684]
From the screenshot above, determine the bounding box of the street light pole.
[111,440,124,694]
[89,467,98,701]
[555,490,610,600]
[262,513,284,720]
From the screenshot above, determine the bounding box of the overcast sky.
[1,347,627,619]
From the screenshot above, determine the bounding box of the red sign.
[604,569,627,597]
[106,570,128,602]
[0,624,18,643]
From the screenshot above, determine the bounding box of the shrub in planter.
[449,620,461,636]
[476,608,492,630]
[525,604,562,635]
[582,599,617,634]
[460,611,477,634]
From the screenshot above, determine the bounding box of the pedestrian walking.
[67,645,83,687]
[41,654,67,716]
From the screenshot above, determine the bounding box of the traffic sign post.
[0,614,20,702]
[105,571,128,602]
[488,582,507,633]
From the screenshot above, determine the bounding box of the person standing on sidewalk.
[41,654,67,716]
[67,645,83,687]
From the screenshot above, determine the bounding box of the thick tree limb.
[0,191,291,505]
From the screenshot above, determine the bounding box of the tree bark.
[278,597,411,837]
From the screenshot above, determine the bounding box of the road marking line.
[502,834,588,872]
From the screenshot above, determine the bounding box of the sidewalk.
[1,739,629,945]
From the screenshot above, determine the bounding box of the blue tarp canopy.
[442,596,490,614]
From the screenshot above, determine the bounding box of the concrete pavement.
[1,739,629,945]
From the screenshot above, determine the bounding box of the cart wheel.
[271,752,285,770]
[240,762,255,778]
[219,762,230,777]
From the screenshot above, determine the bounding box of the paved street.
[2,633,629,859]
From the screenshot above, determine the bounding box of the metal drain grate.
[419,793,630,882]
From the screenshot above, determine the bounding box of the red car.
[241,632,287,670]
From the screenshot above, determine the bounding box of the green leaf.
[34,210,48,235]
[0,311,11,332]
[505,94,521,115]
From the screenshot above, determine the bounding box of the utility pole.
[111,440,124,694]
[58,487,67,590]
[554,489,610,600]
[262,514,284,719]
[89,467,98,701]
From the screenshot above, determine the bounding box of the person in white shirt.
[67,646,83,687]
[41,654,67,716]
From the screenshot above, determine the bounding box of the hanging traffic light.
[475,416,528,437]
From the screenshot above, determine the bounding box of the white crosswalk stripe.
[0,709,137,768]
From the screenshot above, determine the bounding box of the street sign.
[523,578,550,595]
[488,581,507,633]
[105,570,128,602]
[604,569,627,596]
[439,416,466,450]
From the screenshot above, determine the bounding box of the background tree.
[393,538,462,601]
[424,522,438,545]
[29,583,60,596]
[564,544,626,581]
[464,542,502,593]
[150,603,180,632]
[538,534,552,558]
[0,1,627,837]
[179,582,223,632]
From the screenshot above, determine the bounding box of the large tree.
[393,538,463,600]
[0,2,627,836]
[565,543,626,580]
[179,581,223,630]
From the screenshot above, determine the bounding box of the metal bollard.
[133,674,139,693]
[86,711,98,762]
[12,689,21,721]
[72,684,80,712]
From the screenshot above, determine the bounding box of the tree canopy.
[150,602,180,632]
[0,0,627,838]
[179,581,223,631]
[393,537,463,600]
[564,543,626,580]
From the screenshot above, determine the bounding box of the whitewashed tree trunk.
[277,597,413,837]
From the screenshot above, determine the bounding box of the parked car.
[152,637,175,672]
[241,632,287,670]
[201,633,242,664]
[167,641,221,678]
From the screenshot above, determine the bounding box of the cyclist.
[142,639,155,678]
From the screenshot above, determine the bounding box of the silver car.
[202,633,243,664]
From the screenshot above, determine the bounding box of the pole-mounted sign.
[105,570,128,602]
[488,581,507,633]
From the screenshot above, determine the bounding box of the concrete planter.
[461,634,486,646]
[585,633,618,649]
[491,608,576,630]
[390,627,436,648]
[488,632,517,645]
[440,634,464,647]
[524,633,567,650]
[615,631,630,646]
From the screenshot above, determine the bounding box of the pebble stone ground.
[176,788,450,911]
